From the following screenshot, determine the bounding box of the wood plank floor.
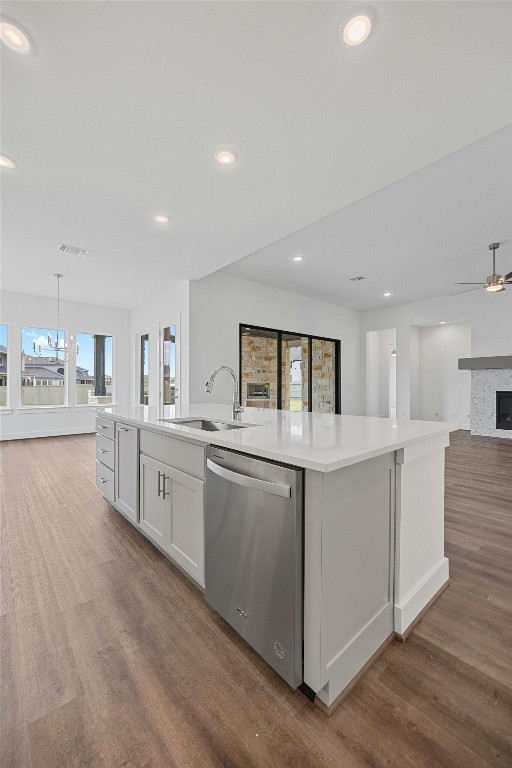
[1,430,511,768]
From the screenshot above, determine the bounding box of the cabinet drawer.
[140,430,205,479]
[96,432,115,471]
[96,415,115,440]
[96,461,115,503]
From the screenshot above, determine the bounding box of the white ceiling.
[1,1,511,310]
[224,125,512,309]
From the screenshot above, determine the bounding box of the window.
[21,326,66,407]
[0,324,7,408]
[140,334,149,405]
[161,325,176,407]
[75,333,113,405]
[240,324,340,414]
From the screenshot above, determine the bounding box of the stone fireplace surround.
[458,356,512,438]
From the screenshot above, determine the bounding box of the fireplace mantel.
[458,355,512,371]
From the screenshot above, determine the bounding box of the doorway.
[417,321,471,428]
[365,328,397,418]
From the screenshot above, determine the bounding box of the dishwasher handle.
[206,458,291,498]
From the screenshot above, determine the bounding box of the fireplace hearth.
[496,391,512,430]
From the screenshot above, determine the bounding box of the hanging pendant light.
[32,274,79,362]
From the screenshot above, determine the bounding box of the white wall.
[0,290,130,440]
[129,280,190,410]
[189,272,361,414]
[361,290,512,419]
[418,322,471,428]
[366,328,396,417]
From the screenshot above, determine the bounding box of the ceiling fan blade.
[502,271,512,281]
[450,286,485,296]
[454,282,485,285]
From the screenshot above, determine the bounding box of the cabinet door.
[116,424,139,523]
[139,455,166,548]
[165,467,204,587]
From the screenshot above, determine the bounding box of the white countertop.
[99,404,457,472]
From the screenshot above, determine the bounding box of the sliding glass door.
[240,327,278,409]
[240,325,340,414]
[281,333,309,412]
[311,338,337,413]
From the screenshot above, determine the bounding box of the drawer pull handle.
[118,427,130,432]
[99,478,108,484]
[98,425,108,430]
[98,449,108,454]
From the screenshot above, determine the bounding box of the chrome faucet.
[205,366,244,421]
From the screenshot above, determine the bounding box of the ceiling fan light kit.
[453,242,512,295]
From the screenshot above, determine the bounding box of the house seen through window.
[76,333,113,405]
[21,326,66,407]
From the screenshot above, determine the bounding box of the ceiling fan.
[453,242,512,295]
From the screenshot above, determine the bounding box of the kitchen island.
[95,404,455,714]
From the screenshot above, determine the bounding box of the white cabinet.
[166,466,204,587]
[140,455,167,549]
[115,423,139,523]
[96,460,115,504]
[96,416,116,503]
[96,432,115,471]
[139,452,205,587]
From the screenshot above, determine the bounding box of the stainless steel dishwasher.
[205,446,303,688]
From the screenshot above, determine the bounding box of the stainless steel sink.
[158,418,248,431]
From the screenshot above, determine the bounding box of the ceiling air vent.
[59,243,88,258]
[349,275,366,281]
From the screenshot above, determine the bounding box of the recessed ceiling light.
[0,154,16,169]
[342,15,372,46]
[153,214,169,224]
[383,292,391,297]
[0,21,32,54]
[215,150,237,166]
[440,321,446,325]
[293,255,304,262]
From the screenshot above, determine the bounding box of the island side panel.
[394,433,450,636]
[303,468,324,693]
[308,453,396,708]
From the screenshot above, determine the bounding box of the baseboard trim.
[394,557,449,635]
[312,577,450,717]
[314,632,395,718]
[395,579,450,642]
[0,428,96,441]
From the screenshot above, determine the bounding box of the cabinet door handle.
[99,478,108,484]
[162,474,168,500]
[98,425,108,429]
[98,448,108,453]
[157,470,162,497]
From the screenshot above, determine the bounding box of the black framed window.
[76,332,113,406]
[239,324,340,414]
[140,334,149,405]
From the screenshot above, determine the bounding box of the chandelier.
[32,273,79,363]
